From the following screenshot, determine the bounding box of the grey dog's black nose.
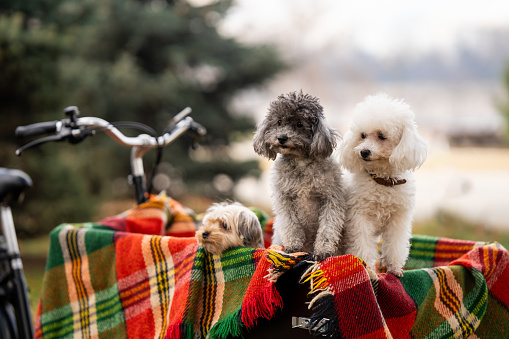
[202,231,210,239]
[278,135,288,144]
[360,149,371,159]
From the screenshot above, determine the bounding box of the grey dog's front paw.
[283,246,302,254]
[313,253,334,262]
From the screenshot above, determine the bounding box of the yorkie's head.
[196,202,263,255]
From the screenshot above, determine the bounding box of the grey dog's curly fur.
[253,91,347,259]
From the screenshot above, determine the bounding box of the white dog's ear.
[253,119,277,160]
[339,130,361,172]
[389,123,428,172]
[310,117,340,159]
[237,210,263,248]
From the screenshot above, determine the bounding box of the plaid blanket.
[34,196,509,338]
[34,224,282,339]
[99,194,198,237]
[299,236,509,338]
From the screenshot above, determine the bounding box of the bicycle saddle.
[0,168,32,204]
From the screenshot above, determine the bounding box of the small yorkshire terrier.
[196,202,264,255]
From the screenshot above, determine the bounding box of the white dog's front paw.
[386,265,404,277]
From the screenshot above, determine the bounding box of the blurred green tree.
[0,0,285,235]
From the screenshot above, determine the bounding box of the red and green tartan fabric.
[298,236,509,338]
[34,223,282,339]
[99,193,198,237]
[34,197,509,338]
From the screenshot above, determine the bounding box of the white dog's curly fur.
[196,202,263,255]
[339,93,428,276]
[253,91,347,260]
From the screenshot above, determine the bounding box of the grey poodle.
[253,91,347,260]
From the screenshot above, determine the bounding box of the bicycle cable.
[110,121,158,137]
[110,121,164,198]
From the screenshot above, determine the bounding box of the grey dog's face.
[266,114,315,157]
[253,91,339,160]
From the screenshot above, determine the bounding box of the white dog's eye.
[296,121,303,128]
[378,133,387,140]
[277,120,282,126]
[361,132,366,139]
[221,222,228,230]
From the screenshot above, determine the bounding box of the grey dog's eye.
[361,132,366,139]
[296,121,303,128]
[378,133,387,140]
[277,120,282,126]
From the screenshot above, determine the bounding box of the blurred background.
[2,0,509,314]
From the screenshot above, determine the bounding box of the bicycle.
[1,106,205,339]
[0,168,34,339]
[7,107,324,339]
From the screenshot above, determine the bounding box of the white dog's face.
[340,93,427,174]
[353,127,403,167]
[195,202,263,255]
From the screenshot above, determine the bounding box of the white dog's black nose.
[202,231,210,239]
[278,135,288,144]
[360,149,371,159]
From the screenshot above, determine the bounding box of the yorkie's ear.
[310,117,341,159]
[253,118,277,160]
[237,210,263,248]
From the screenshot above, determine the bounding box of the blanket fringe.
[309,293,342,338]
[265,249,312,282]
[300,262,330,303]
[300,261,342,338]
[163,323,193,339]
[241,284,283,329]
[208,311,244,339]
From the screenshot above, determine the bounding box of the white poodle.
[339,93,427,276]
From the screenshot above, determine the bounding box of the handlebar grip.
[15,121,59,138]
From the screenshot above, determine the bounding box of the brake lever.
[188,122,207,149]
[15,125,95,155]
[166,107,192,133]
[15,133,69,156]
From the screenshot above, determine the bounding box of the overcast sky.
[217,0,509,58]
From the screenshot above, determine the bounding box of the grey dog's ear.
[253,119,277,160]
[310,117,341,159]
[339,130,361,172]
[237,210,263,248]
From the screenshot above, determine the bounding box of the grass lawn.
[414,211,509,250]
[18,235,49,320]
[24,259,46,319]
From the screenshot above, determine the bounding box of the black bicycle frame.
[1,204,34,339]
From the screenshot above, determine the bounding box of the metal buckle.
[291,316,329,334]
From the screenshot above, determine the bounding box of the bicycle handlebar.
[15,107,206,155]
[15,106,207,204]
